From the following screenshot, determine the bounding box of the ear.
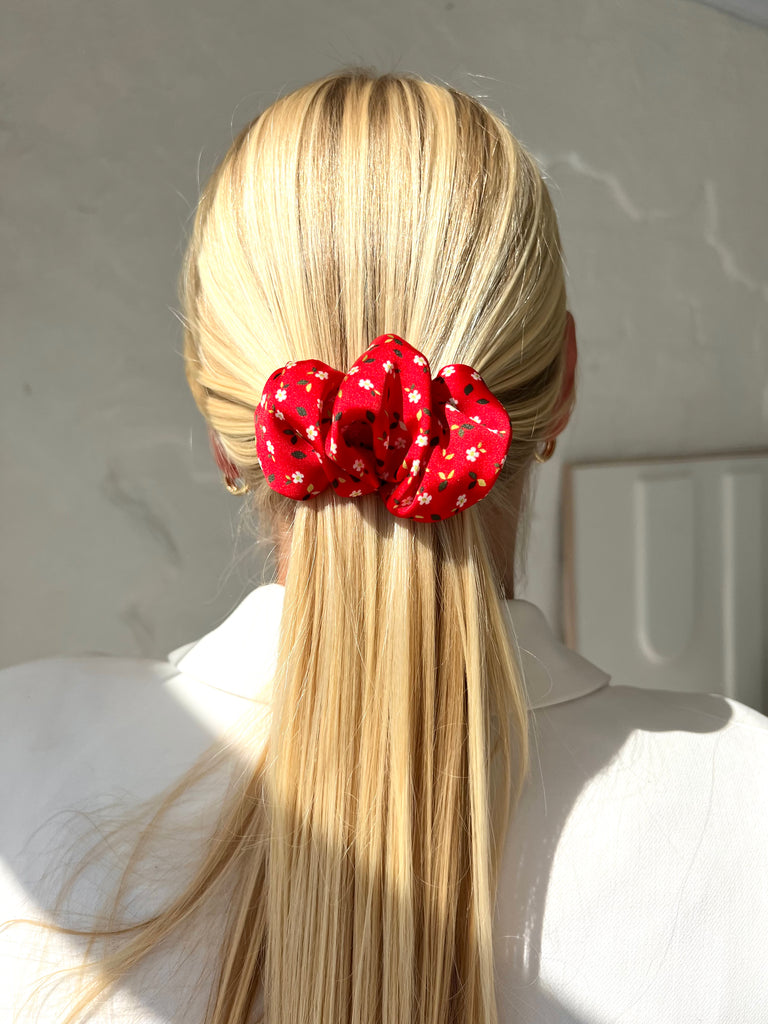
[550,311,577,438]
[209,428,243,488]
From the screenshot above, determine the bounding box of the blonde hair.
[15,67,570,1023]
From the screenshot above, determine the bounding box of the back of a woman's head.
[182,67,569,535]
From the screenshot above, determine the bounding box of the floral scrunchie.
[254,334,512,521]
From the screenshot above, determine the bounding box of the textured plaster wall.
[2,0,767,668]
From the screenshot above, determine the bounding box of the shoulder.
[497,685,768,1016]
[0,652,178,717]
[531,682,768,811]
[526,683,768,932]
[0,657,230,1018]
[0,656,233,1023]
[522,683,768,923]
[0,653,213,783]
[0,655,220,870]
[536,679,767,744]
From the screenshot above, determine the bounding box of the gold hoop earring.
[534,438,556,463]
[224,476,249,495]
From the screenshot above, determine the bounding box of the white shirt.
[1,584,766,1022]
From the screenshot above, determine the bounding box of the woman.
[2,67,767,1024]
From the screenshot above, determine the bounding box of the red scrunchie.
[254,334,511,521]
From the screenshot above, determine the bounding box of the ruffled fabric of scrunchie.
[254,334,511,521]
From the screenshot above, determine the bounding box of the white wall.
[2,0,766,668]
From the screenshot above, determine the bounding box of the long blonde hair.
[17,67,570,1023]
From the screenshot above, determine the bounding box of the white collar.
[167,584,610,712]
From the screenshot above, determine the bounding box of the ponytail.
[257,491,528,1022]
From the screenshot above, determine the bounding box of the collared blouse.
[1,585,766,1022]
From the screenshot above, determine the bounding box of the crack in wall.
[703,178,768,303]
[539,150,673,223]
[101,463,182,568]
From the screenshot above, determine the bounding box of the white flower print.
[259,394,266,408]
[291,471,304,483]
[353,458,365,473]
[417,492,432,505]
[285,361,296,369]
[466,446,479,462]
[358,378,375,391]
[382,360,394,374]
[276,410,285,420]
[350,489,363,497]
[415,433,429,447]
[471,415,482,424]
[267,440,275,456]
[306,424,319,440]
[471,371,482,380]
[329,439,338,456]
[456,493,467,507]
[275,387,288,402]
[260,424,266,433]
[394,437,407,449]
[442,366,456,377]
[411,459,421,476]
[347,366,359,375]
[408,389,421,404]
[413,355,426,367]
[315,370,329,380]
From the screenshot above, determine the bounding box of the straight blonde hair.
[14,67,570,1023]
